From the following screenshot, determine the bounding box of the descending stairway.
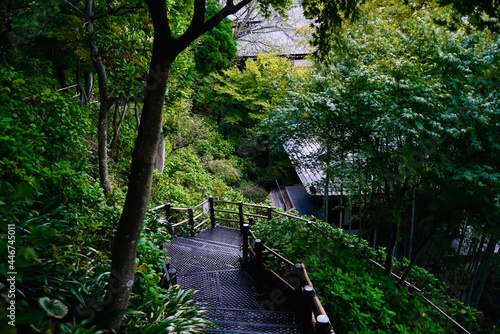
[163,225,303,333]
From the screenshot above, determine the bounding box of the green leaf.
[18,246,39,261]
[38,297,69,319]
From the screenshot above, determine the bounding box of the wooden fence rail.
[151,196,471,334]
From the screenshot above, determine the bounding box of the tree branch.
[62,0,87,19]
[174,0,253,55]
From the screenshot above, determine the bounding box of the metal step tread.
[165,245,240,274]
[207,307,298,325]
[206,320,302,334]
[196,225,243,247]
[165,236,241,255]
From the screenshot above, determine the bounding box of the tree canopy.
[268,0,499,285]
[1,0,499,332]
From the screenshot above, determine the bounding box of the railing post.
[242,224,249,262]
[267,206,272,220]
[294,263,306,324]
[160,259,171,288]
[165,203,173,234]
[188,208,195,236]
[238,201,244,233]
[167,268,177,286]
[315,314,331,334]
[209,196,216,228]
[302,285,315,333]
[254,239,264,291]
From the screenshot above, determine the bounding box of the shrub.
[205,159,240,185]
[239,182,269,203]
[251,217,481,333]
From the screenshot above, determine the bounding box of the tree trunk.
[101,62,171,330]
[384,220,399,276]
[94,54,112,194]
[110,102,129,157]
[398,230,433,285]
[154,134,165,173]
[99,0,174,329]
[85,0,112,194]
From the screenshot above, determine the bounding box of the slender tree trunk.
[100,0,174,329]
[384,219,399,276]
[110,102,129,157]
[85,0,112,193]
[469,239,495,309]
[154,134,165,173]
[54,60,67,89]
[398,230,433,284]
[93,51,112,194]
[101,61,171,330]
[90,37,112,194]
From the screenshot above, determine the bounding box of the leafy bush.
[150,149,244,207]
[252,217,481,333]
[205,159,240,185]
[238,182,269,203]
[0,180,111,333]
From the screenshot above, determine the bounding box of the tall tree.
[100,0,362,329]
[62,0,147,193]
[269,1,499,276]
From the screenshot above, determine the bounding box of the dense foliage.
[252,217,489,333]
[0,0,498,331]
[266,0,500,320]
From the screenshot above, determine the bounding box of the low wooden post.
[167,268,177,286]
[238,201,244,233]
[303,285,315,333]
[165,203,173,233]
[267,206,272,220]
[242,224,249,262]
[254,239,264,291]
[188,208,195,236]
[294,263,306,285]
[209,196,216,228]
[160,259,171,288]
[294,263,306,324]
[315,314,331,334]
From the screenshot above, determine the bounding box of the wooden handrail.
[192,199,209,211]
[152,197,470,334]
[152,197,333,333]
[300,262,328,317]
[368,259,471,334]
[262,244,295,267]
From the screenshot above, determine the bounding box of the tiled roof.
[231,3,313,57]
[284,139,343,196]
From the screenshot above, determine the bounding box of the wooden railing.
[152,196,472,334]
[151,197,334,334]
